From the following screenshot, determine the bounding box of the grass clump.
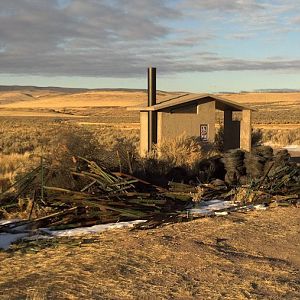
[259,128,300,146]
[134,134,220,185]
[153,134,217,168]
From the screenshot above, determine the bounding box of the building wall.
[139,99,252,155]
[197,100,216,141]
[157,100,216,145]
[240,109,252,152]
[223,109,252,151]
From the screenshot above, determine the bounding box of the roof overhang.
[128,93,256,112]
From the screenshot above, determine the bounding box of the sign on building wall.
[200,124,209,141]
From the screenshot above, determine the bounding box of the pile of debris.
[0,157,189,231]
[192,146,300,205]
[0,146,299,234]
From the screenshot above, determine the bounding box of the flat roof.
[128,93,255,112]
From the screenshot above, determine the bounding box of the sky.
[0,0,299,92]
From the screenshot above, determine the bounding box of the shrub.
[152,134,207,168]
[251,129,263,147]
[260,128,300,146]
[215,126,265,150]
[134,134,219,183]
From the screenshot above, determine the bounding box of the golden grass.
[0,89,299,109]
[0,109,85,118]
[0,89,298,181]
[1,90,299,127]
[0,89,299,299]
[0,152,37,192]
[219,92,300,104]
[0,152,31,172]
[0,90,179,109]
[77,122,140,129]
[151,134,218,168]
[0,207,299,299]
[254,124,300,129]
[259,128,300,146]
[1,89,299,127]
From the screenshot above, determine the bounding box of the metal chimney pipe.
[148,67,156,106]
[147,67,157,151]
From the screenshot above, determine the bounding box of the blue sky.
[0,0,299,92]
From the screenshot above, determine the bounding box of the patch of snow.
[188,200,237,215]
[42,220,146,237]
[253,204,267,210]
[263,143,300,151]
[0,219,146,249]
[215,211,228,216]
[0,233,29,250]
[283,145,300,152]
[0,219,22,225]
[0,219,31,232]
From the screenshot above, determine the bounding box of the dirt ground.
[0,207,299,300]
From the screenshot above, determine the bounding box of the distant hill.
[1,85,299,94]
[219,89,300,94]
[0,85,87,93]
[253,89,300,93]
[0,85,147,93]
[0,86,180,109]
[0,85,299,109]
[0,85,299,122]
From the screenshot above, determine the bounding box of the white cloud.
[291,15,300,24]
[181,0,264,11]
[0,0,299,78]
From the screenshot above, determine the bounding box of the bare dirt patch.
[0,207,299,300]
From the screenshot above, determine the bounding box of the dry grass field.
[219,92,300,104]
[0,87,299,299]
[1,88,299,123]
[0,87,299,195]
[0,207,299,299]
[219,92,300,125]
[1,87,299,152]
[0,88,182,108]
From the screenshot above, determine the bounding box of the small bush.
[215,126,267,149]
[251,129,263,147]
[134,134,220,185]
[154,134,203,168]
[260,128,300,146]
[152,134,218,169]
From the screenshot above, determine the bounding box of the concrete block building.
[129,68,254,156]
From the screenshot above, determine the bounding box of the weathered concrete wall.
[157,100,216,145]
[140,111,149,156]
[139,98,252,155]
[224,110,240,150]
[240,109,252,152]
[197,100,216,141]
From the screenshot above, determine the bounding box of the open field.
[0,89,181,108]
[1,87,299,107]
[0,87,299,299]
[253,124,300,129]
[0,88,299,124]
[0,207,299,299]
[219,92,300,104]
[0,87,299,189]
[0,109,86,118]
